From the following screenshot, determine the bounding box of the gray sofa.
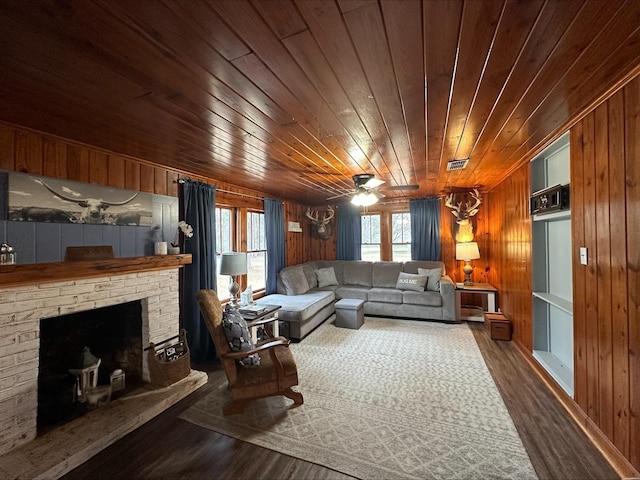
[256,260,456,340]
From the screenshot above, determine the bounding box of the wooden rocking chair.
[196,289,304,415]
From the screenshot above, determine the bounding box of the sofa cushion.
[372,262,404,288]
[367,287,403,304]
[395,272,428,291]
[404,260,445,275]
[418,267,442,291]
[342,261,372,287]
[280,266,310,295]
[315,266,338,287]
[221,305,260,367]
[256,291,335,323]
[302,262,319,289]
[402,290,443,307]
[335,286,369,301]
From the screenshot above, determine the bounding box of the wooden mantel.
[0,254,192,288]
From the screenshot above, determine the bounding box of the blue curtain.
[410,197,441,261]
[182,181,217,363]
[264,198,285,295]
[336,204,361,260]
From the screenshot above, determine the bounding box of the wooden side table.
[455,283,498,322]
[239,304,281,343]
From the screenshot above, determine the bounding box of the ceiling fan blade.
[385,184,419,191]
[325,191,352,200]
[363,177,385,189]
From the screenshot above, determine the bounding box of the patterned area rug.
[180,317,538,480]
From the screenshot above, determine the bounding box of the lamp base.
[228,277,240,308]
[462,262,474,285]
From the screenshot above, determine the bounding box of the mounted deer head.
[445,189,482,242]
[305,206,335,240]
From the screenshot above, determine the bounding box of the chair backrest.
[196,290,237,380]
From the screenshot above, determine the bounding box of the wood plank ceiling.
[1,0,639,205]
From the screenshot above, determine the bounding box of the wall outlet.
[580,247,588,265]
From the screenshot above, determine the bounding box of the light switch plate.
[580,247,588,265]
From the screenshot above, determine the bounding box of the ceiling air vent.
[446,158,469,171]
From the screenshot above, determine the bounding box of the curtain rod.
[177,178,283,203]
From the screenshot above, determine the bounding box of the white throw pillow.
[395,272,428,291]
[418,267,442,291]
[315,267,338,288]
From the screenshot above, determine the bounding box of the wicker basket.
[147,329,191,387]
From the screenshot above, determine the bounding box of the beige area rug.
[180,317,538,480]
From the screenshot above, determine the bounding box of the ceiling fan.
[327,174,419,206]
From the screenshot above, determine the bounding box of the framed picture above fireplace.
[4,172,153,226]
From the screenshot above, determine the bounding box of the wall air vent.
[446,158,469,171]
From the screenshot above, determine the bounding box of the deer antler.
[465,188,482,215]
[322,206,335,224]
[445,193,460,216]
[305,208,319,224]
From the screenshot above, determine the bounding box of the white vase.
[154,242,168,255]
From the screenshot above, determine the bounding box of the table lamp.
[456,242,480,285]
[219,252,247,307]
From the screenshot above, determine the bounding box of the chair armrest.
[221,337,289,360]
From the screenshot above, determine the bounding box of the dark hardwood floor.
[61,322,618,480]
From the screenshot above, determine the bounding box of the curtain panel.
[264,198,285,295]
[336,204,362,260]
[410,197,441,261]
[182,180,217,363]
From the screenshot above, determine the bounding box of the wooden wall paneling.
[14,130,42,174]
[124,158,141,191]
[582,111,601,425]
[571,120,588,410]
[284,202,303,267]
[595,103,614,440]
[139,164,155,193]
[0,124,15,171]
[154,167,168,196]
[66,145,90,182]
[107,155,126,189]
[625,76,640,469]
[42,136,67,179]
[608,89,630,457]
[167,171,179,198]
[88,151,109,185]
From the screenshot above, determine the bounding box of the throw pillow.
[280,266,310,295]
[418,267,442,291]
[315,266,338,287]
[221,304,260,367]
[395,272,428,291]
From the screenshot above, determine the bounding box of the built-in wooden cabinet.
[530,133,573,397]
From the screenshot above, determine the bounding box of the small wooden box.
[485,313,511,341]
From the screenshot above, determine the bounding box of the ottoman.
[335,298,365,329]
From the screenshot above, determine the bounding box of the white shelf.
[532,292,573,315]
[533,350,574,397]
[532,209,571,222]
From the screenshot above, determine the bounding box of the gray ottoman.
[335,298,365,329]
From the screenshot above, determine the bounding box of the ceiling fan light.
[351,191,379,206]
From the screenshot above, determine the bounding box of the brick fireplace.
[0,255,207,479]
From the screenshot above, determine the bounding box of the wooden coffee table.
[239,304,281,343]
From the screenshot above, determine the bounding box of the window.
[215,207,233,299]
[391,212,411,261]
[361,214,381,261]
[246,211,266,292]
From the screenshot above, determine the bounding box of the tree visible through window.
[247,211,266,292]
[361,214,381,261]
[392,212,411,261]
[215,207,232,300]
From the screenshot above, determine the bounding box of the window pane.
[215,207,233,300]
[361,244,380,261]
[247,251,266,292]
[392,244,411,262]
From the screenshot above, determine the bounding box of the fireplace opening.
[37,301,143,434]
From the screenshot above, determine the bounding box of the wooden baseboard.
[513,341,640,480]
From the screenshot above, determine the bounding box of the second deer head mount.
[305,206,335,240]
[444,189,482,243]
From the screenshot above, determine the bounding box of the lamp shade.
[218,252,247,276]
[455,242,480,261]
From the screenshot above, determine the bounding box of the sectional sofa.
[256,260,456,340]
